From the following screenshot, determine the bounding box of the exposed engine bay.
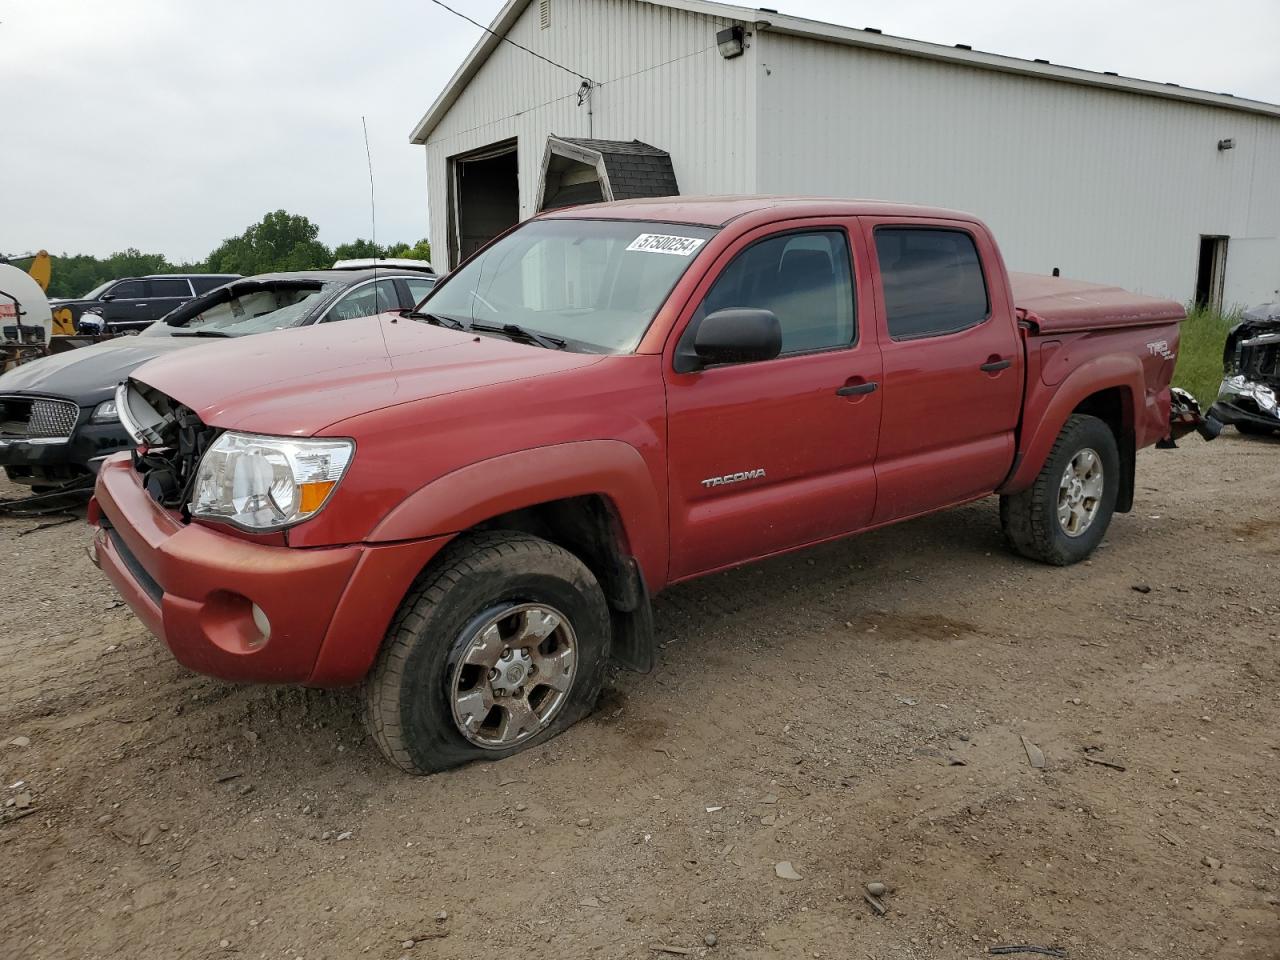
[117,379,217,512]
[1210,301,1280,435]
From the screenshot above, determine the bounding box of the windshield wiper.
[470,322,566,350]
[170,329,233,338]
[402,310,466,330]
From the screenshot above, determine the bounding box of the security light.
[717,25,745,59]
[1218,138,1235,151]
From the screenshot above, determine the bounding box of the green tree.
[206,210,332,275]
[333,238,385,261]
[384,238,432,264]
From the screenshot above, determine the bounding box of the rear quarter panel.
[1002,321,1180,493]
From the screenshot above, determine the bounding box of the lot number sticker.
[626,233,707,256]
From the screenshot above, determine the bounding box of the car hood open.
[130,314,606,436]
[0,335,202,404]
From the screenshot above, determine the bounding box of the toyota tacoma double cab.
[89,198,1209,774]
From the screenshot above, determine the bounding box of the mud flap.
[608,559,655,674]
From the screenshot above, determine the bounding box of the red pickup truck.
[90,198,1207,774]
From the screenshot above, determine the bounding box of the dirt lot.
[1,433,1278,960]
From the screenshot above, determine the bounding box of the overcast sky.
[2,0,1277,266]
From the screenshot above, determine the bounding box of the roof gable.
[410,0,1280,144]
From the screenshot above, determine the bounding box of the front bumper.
[89,454,451,686]
[0,415,132,484]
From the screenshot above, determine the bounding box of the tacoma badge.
[701,468,766,488]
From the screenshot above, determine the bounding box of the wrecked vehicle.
[89,197,1209,776]
[1209,301,1280,436]
[50,273,241,337]
[0,266,435,489]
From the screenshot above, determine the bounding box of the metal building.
[411,0,1280,310]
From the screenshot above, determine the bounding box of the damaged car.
[1209,301,1280,436]
[0,265,435,489]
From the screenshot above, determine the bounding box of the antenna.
[362,116,377,280]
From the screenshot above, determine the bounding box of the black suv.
[49,273,240,334]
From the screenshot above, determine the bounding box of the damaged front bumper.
[1207,304,1280,434]
[1159,387,1221,448]
[1209,375,1279,432]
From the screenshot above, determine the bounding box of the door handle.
[980,357,1013,372]
[836,381,879,397]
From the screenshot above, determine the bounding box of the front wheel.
[363,531,611,774]
[1236,422,1276,437]
[1000,414,1120,566]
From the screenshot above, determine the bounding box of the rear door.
[664,220,882,579]
[146,278,195,320]
[862,218,1022,523]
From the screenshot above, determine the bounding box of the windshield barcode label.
[626,234,706,256]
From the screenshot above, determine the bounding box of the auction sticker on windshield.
[626,234,707,256]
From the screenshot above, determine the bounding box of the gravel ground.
[1,432,1278,960]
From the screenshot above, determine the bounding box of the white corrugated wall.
[754,33,1280,308]
[425,0,757,268]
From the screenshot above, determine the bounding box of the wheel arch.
[368,441,666,673]
[1001,354,1142,508]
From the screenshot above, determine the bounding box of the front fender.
[368,440,668,590]
[1000,353,1143,494]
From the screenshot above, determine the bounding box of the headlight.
[91,399,119,423]
[189,432,354,531]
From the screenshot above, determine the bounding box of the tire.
[1236,422,1276,437]
[363,531,612,775]
[1000,414,1120,566]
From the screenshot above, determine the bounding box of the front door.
[664,221,882,580]
[862,218,1023,523]
[99,279,152,330]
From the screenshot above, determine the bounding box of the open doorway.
[1194,235,1229,311]
[449,141,519,268]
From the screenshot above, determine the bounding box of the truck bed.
[1010,272,1185,334]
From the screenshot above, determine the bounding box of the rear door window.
[190,276,231,294]
[874,228,989,340]
[324,279,400,322]
[403,276,437,306]
[149,278,193,298]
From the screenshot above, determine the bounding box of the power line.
[425,0,594,84]
[427,44,716,145]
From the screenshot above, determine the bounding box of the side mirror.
[676,308,782,372]
[100,294,116,302]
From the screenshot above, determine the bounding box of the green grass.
[1172,306,1235,407]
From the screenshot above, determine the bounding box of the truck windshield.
[422,219,717,353]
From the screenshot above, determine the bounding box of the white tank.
[0,263,53,344]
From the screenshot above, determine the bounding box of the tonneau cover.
[1010,272,1185,334]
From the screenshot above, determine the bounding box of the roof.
[410,0,1280,143]
[552,137,679,200]
[537,195,979,226]
[136,273,240,280]
[331,257,435,273]
[233,269,436,285]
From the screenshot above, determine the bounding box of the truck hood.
[130,314,607,436]
[0,335,200,404]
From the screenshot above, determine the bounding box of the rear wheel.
[363,531,611,775]
[1000,414,1119,566]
